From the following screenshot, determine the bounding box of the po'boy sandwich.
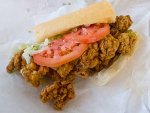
[6,1,138,110]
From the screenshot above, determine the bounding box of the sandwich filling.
[33,24,110,68]
[6,15,137,110]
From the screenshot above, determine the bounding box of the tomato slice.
[33,38,88,68]
[33,24,110,68]
[77,24,110,43]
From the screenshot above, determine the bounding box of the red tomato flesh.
[33,24,110,68]
[33,44,88,68]
[77,24,110,43]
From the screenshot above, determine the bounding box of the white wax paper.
[0,0,150,113]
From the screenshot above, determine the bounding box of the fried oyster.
[40,80,75,110]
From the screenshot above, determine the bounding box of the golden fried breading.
[49,69,76,82]
[93,63,104,72]
[26,61,38,70]
[6,50,25,73]
[80,42,99,69]
[6,57,15,73]
[117,30,137,55]
[111,15,132,32]
[56,60,78,78]
[110,27,119,38]
[49,70,61,81]
[21,61,49,87]
[13,51,23,70]
[75,68,92,78]
[71,42,100,78]
[99,34,119,61]
[40,80,75,110]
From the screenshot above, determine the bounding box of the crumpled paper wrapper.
[0,0,150,113]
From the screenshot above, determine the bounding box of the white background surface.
[0,0,150,113]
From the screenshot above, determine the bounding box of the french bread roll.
[33,1,116,43]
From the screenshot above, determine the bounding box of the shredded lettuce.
[49,34,63,42]
[22,36,62,64]
[22,39,50,64]
[32,44,39,50]
[22,45,33,64]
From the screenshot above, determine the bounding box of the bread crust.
[33,1,116,43]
